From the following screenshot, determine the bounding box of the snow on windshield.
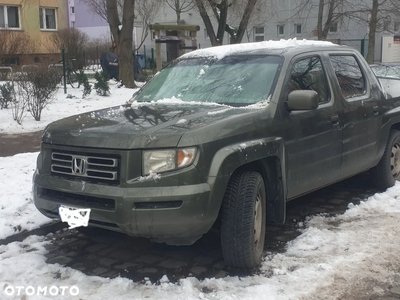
[135,55,281,107]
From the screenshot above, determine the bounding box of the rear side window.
[329,55,366,99]
[288,56,330,104]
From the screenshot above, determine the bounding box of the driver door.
[281,54,342,199]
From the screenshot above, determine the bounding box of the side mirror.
[287,90,319,111]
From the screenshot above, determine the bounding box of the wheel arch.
[234,157,286,224]
[206,137,287,229]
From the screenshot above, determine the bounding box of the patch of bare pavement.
[0,130,42,157]
[1,132,400,299]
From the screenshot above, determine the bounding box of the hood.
[42,103,257,149]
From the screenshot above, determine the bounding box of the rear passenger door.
[328,54,382,177]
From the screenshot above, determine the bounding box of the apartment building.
[0,0,68,66]
[68,0,400,63]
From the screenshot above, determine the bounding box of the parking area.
[43,173,376,283]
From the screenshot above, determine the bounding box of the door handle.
[331,114,339,125]
[373,106,379,116]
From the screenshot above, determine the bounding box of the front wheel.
[221,171,266,269]
[372,129,400,190]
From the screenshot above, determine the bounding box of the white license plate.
[58,205,91,229]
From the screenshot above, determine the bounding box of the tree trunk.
[195,0,220,45]
[317,0,324,40]
[176,0,181,24]
[106,0,136,88]
[230,0,258,44]
[321,0,336,40]
[367,0,378,64]
[195,0,258,46]
[216,0,228,44]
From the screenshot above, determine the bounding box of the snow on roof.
[182,38,338,60]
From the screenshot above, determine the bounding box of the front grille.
[40,188,116,211]
[51,151,120,184]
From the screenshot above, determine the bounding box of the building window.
[204,28,209,39]
[40,8,57,30]
[395,22,400,32]
[383,21,391,31]
[71,6,75,14]
[329,22,338,33]
[71,21,75,28]
[1,57,19,66]
[253,26,265,42]
[295,24,302,35]
[0,5,21,29]
[277,25,285,36]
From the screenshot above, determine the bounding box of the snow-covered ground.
[0,152,48,239]
[0,81,137,134]
[1,168,400,299]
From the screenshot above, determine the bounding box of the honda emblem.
[72,157,86,175]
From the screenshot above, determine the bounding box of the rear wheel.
[221,171,266,269]
[372,129,400,190]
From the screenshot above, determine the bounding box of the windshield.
[135,55,282,106]
[371,65,400,79]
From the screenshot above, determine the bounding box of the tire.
[372,129,400,190]
[221,171,266,269]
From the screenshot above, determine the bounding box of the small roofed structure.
[150,23,200,71]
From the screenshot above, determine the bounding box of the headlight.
[143,148,197,175]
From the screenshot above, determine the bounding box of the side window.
[329,55,366,99]
[288,56,330,104]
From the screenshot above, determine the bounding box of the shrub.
[16,65,59,121]
[76,71,92,98]
[0,82,14,109]
[11,90,27,125]
[94,71,110,96]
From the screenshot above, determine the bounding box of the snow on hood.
[182,38,338,60]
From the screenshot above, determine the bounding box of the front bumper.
[33,173,213,244]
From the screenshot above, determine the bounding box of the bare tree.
[106,0,136,88]
[290,0,354,40]
[81,0,135,87]
[356,0,400,63]
[82,0,158,52]
[50,28,89,68]
[135,0,160,50]
[165,0,196,24]
[82,0,160,86]
[81,0,124,22]
[291,0,400,62]
[195,0,259,46]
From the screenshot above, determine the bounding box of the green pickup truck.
[33,40,400,269]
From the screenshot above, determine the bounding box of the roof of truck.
[181,38,352,60]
